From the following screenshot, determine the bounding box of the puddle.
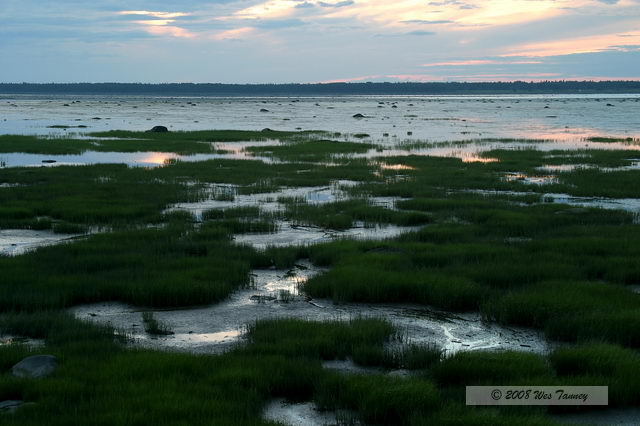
[0,335,45,348]
[537,161,640,173]
[537,164,586,172]
[213,140,282,163]
[0,151,227,168]
[234,222,420,249]
[322,359,412,378]
[378,163,417,171]
[462,189,640,218]
[0,140,284,168]
[542,193,640,217]
[342,138,640,165]
[0,229,81,256]
[264,398,360,426]
[502,172,559,185]
[70,261,550,355]
[168,182,412,247]
[167,184,351,220]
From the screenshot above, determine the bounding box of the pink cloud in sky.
[145,26,195,38]
[422,60,543,67]
[502,31,640,57]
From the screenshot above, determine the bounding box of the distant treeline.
[1,81,640,96]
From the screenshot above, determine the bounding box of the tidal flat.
[1,128,640,424]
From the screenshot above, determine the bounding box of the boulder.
[147,126,169,133]
[260,109,270,112]
[0,400,24,414]
[352,113,365,118]
[11,355,58,379]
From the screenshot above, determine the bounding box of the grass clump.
[141,312,173,336]
[0,223,256,310]
[306,266,485,311]
[283,199,432,230]
[315,373,440,425]
[484,281,640,346]
[247,139,374,162]
[242,317,395,360]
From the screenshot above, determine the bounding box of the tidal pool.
[0,229,81,256]
[70,261,550,355]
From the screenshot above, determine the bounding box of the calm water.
[1,94,639,141]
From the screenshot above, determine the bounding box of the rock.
[606,103,614,107]
[352,113,365,118]
[147,126,169,133]
[41,160,57,164]
[0,400,24,414]
[250,295,277,303]
[260,108,269,112]
[11,355,58,378]
[262,128,274,132]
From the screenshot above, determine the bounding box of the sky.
[0,0,639,83]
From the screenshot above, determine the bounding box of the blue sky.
[1,0,639,83]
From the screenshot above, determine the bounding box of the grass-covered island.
[1,129,640,425]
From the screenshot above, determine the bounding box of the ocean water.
[1,94,639,140]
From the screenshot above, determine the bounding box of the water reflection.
[2,95,639,142]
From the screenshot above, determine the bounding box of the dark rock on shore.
[147,126,169,133]
[11,355,58,378]
[0,400,25,414]
[352,113,365,118]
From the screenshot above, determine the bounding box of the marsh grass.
[282,198,432,230]
[0,223,259,310]
[246,139,375,162]
[2,130,640,423]
[0,314,636,425]
[141,312,173,336]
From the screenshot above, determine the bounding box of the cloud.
[401,19,454,24]
[145,25,195,38]
[210,27,255,41]
[502,31,640,57]
[318,1,355,7]
[1,0,639,83]
[247,18,307,29]
[376,30,436,37]
[422,59,542,66]
[118,11,191,18]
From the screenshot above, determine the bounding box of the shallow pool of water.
[0,229,81,256]
[69,261,550,355]
[2,94,639,142]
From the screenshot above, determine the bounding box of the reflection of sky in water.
[0,151,223,168]
[1,94,639,141]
